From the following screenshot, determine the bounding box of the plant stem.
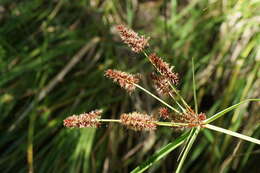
[99,119,121,123]
[155,121,189,127]
[169,92,186,113]
[204,124,260,145]
[169,83,190,110]
[134,84,181,114]
[99,119,189,128]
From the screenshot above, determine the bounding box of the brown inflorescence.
[63,110,102,128]
[105,69,140,92]
[149,53,179,85]
[120,112,157,131]
[158,107,171,120]
[171,108,206,128]
[151,73,171,96]
[116,25,150,53]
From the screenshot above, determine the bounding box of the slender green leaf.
[176,127,200,173]
[131,131,190,173]
[192,57,198,114]
[205,124,260,145]
[204,99,260,124]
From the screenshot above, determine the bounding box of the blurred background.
[0,0,259,172]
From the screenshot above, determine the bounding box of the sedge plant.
[63,25,260,173]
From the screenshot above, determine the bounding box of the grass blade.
[204,99,260,124]
[205,124,260,145]
[175,57,199,172]
[176,127,200,173]
[131,131,190,173]
[192,57,198,114]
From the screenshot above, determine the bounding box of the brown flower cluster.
[120,112,157,131]
[149,53,179,85]
[173,109,206,127]
[116,25,150,53]
[151,73,171,96]
[158,107,170,120]
[105,69,140,92]
[158,107,206,128]
[63,110,102,128]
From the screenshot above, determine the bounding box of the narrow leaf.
[176,127,200,173]
[131,131,190,173]
[192,57,198,114]
[204,99,260,124]
[205,124,260,145]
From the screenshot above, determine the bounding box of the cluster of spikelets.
[63,24,206,131]
[63,110,157,131]
[158,107,206,128]
[63,110,102,128]
[116,25,150,53]
[104,69,140,93]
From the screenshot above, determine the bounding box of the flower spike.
[116,25,150,53]
[105,69,140,92]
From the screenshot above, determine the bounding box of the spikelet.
[120,112,157,131]
[116,25,150,53]
[105,69,140,92]
[158,107,170,120]
[149,53,179,84]
[63,110,102,128]
[151,73,171,96]
[171,108,206,128]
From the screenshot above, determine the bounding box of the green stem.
[99,119,121,123]
[169,83,190,110]
[99,118,189,128]
[155,121,189,127]
[134,84,181,114]
[169,92,186,113]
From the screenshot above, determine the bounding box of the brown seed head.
[105,69,140,92]
[171,109,206,128]
[151,73,171,96]
[116,25,150,53]
[158,107,170,120]
[63,109,102,128]
[149,53,179,84]
[120,112,157,131]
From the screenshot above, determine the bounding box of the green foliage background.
[0,0,259,172]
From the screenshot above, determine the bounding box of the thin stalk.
[134,84,181,114]
[155,121,189,127]
[99,119,189,127]
[169,83,190,110]
[205,124,260,145]
[99,119,121,123]
[169,92,186,113]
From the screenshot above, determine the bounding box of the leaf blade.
[204,99,260,124]
[131,131,190,173]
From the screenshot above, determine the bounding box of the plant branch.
[134,84,181,114]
